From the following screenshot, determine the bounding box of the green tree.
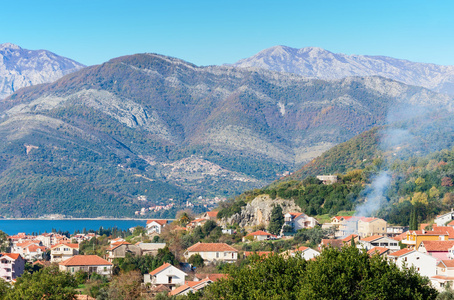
[5,265,77,299]
[297,246,436,299]
[202,246,437,300]
[188,254,204,268]
[204,253,306,299]
[267,205,284,235]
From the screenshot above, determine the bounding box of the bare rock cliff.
[224,195,300,228]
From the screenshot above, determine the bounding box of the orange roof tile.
[195,273,228,281]
[244,251,273,257]
[361,235,384,242]
[388,248,414,257]
[420,240,454,252]
[51,243,79,250]
[186,242,237,253]
[448,221,454,226]
[1,253,21,260]
[206,211,218,218]
[439,260,454,268]
[393,231,408,241]
[149,263,172,276]
[169,284,191,296]
[333,216,353,221]
[341,234,358,242]
[106,241,132,251]
[59,255,112,266]
[295,246,309,251]
[146,219,167,225]
[431,275,454,280]
[367,247,389,256]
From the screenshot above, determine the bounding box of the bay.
[0,219,148,235]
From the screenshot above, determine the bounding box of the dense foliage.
[199,246,437,300]
[4,265,77,300]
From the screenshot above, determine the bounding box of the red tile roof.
[246,230,277,237]
[205,211,218,218]
[149,263,172,276]
[361,235,384,242]
[146,219,167,225]
[320,239,344,249]
[367,247,389,256]
[1,253,21,260]
[195,273,228,281]
[439,260,454,268]
[448,221,454,226]
[393,231,408,241]
[288,212,303,218]
[431,275,454,280]
[27,244,47,252]
[420,240,454,252]
[106,241,132,251]
[51,243,79,250]
[244,251,273,257]
[295,246,309,251]
[341,234,358,242]
[332,216,353,221]
[388,248,414,257]
[59,255,112,266]
[186,242,237,253]
[169,284,191,296]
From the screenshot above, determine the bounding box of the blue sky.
[1,0,453,67]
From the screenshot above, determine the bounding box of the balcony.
[401,238,416,245]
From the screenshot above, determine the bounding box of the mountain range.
[0,46,453,217]
[0,43,84,100]
[232,45,454,95]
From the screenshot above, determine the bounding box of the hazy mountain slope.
[232,45,454,95]
[0,53,451,217]
[0,43,85,99]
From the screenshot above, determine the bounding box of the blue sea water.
[0,219,148,235]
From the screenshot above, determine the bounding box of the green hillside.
[0,53,451,217]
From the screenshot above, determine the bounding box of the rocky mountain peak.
[0,44,85,99]
[232,45,454,95]
[0,43,22,51]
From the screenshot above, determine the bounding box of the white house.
[0,253,25,282]
[146,220,169,235]
[243,230,277,242]
[144,263,187,290]
[388,248,437,278]
[184,242,238,263]
[59,255,113,277]
[357,235,400,251]
[431,260,454,291]
[51,243,79,262]
[435,209,454,227]
[289,246,320,260]
[284,212,318,232]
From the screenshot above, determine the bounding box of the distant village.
[2,204,454,297]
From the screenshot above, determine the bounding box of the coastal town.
[0,206,453,298]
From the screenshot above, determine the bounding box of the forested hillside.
[0,53,451,217]
[220,110,454,227]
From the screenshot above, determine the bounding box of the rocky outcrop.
[225,195,300,228]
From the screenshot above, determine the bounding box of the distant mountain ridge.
[0,52,451,217]
[231,45,454,95]
[0,43,85,99]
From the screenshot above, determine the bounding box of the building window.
[216,252,219,258]
[168,276,172,284]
